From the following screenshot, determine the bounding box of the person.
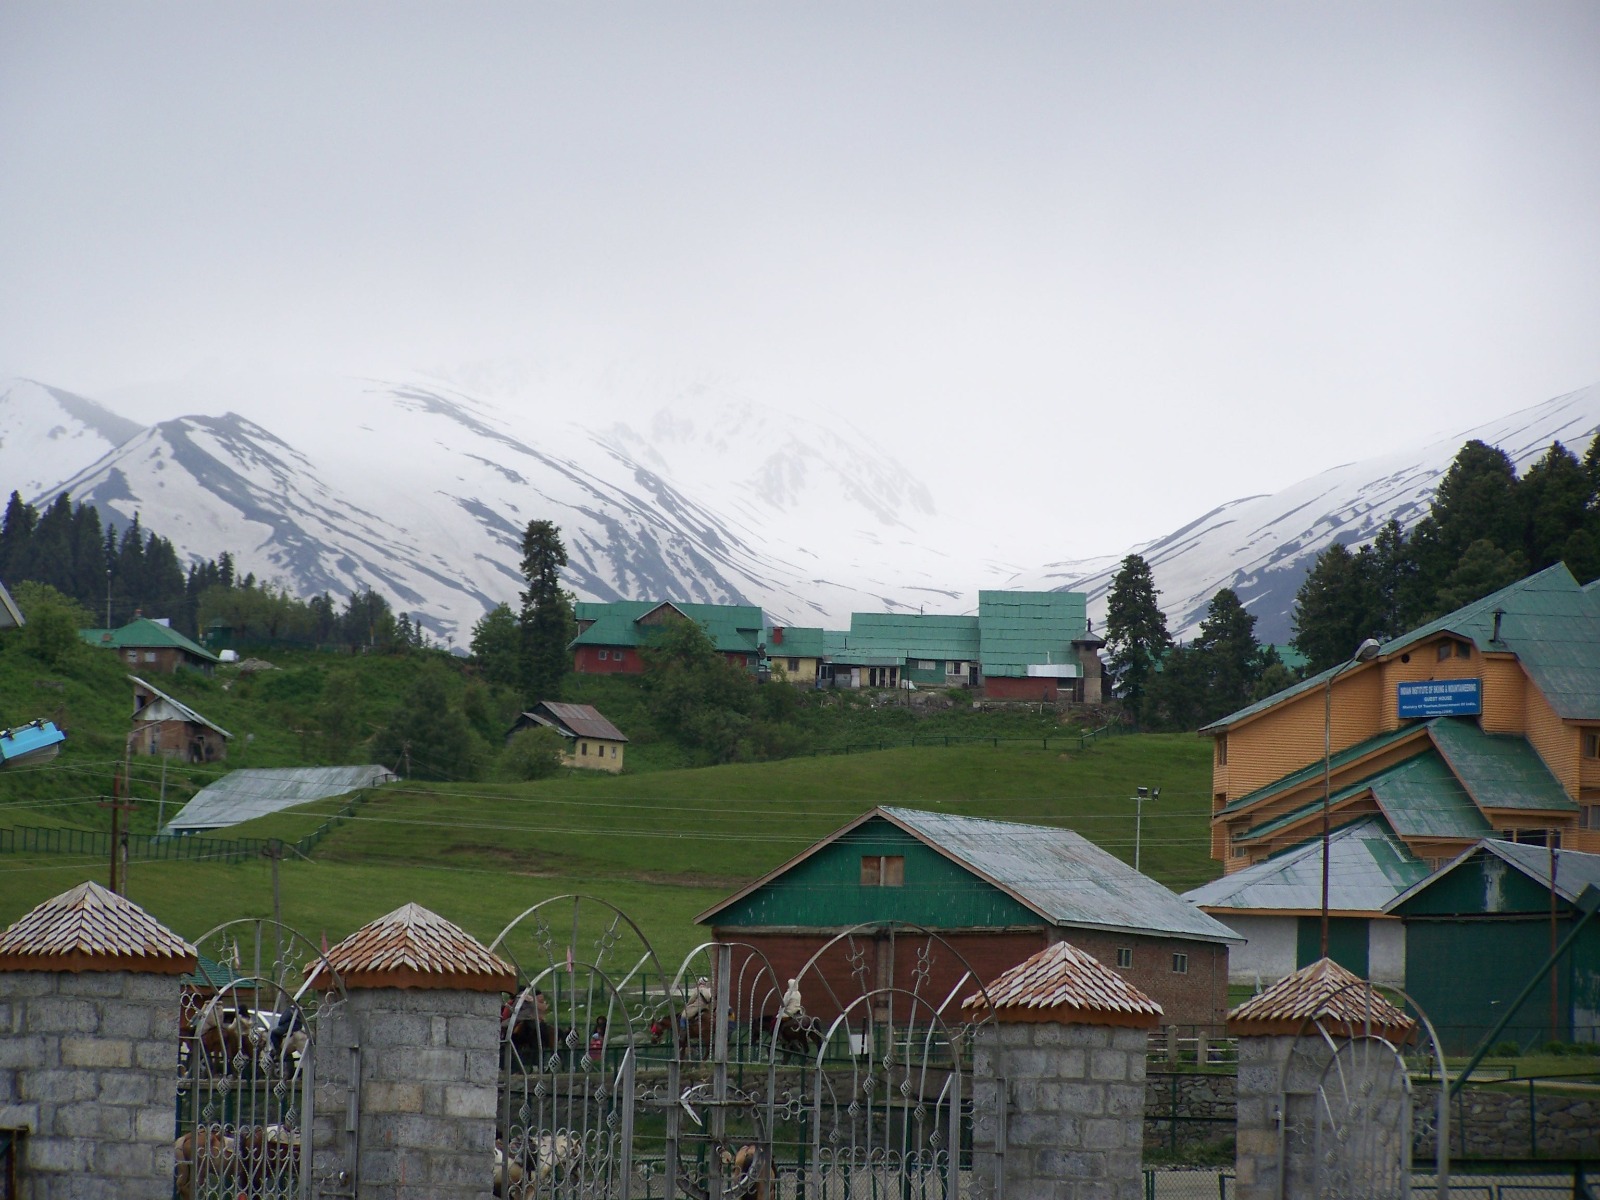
[682,976,714,1021]
[779,978,803,1021]
[588,1014,607,1060]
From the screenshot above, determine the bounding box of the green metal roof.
[569,600,763,655]
[80,617,218,662]
[1186,817,1428,913]
[977,590,1087,678]
[1427,717,1576,812]
[834,613,979,664]
[766,626,825,657]
[1219,723,1426,815]
[1201,564,1600,731]
[1366,750,1495,840]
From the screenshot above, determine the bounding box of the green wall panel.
[712,818,1038,930]
[1296,917,1369,978]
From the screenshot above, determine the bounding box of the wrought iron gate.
[1278,980,1450,1200]
[179,919,353,1199]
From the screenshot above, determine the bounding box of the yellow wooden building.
[1202,565,1600,875]
[507,701,629,774]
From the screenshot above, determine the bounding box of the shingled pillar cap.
[0,880,197,974]
[307,902,516,993]
[1228,956,1415,1042]
[961,940,1163,1029]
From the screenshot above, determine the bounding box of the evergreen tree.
[642,616,757,763]
[1104,554,1171,715]
[373,663,482,780]
[1517,441,1592,571]
[470,603,523,689]
[1409,441,1521,603]
[29,496,75,595]
[1435,539,1526,612]
[1290,543,1376,673]
[517,520,575,703]
[1140,644,1208,732]
[0,491,36,579]
[1361,519,1417,636]
[1192,587,1261,722]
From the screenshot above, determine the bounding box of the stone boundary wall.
[1414,1085,1600,1160]
[0,970,179,1199]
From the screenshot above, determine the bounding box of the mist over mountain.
[5,370,1596,648]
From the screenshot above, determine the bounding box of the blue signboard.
[1397,679,1482,719]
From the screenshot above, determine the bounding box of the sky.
[2,2,1598,560]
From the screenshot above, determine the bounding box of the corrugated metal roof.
[130,675,231,739]
[0,880,196,972]
[81,617,218,661]
[1228,956,1415,1040]
[839,613,980,662]
[765,626,826,657]
[166,764,394,832]
[961,939,1163,1025]
[1386,839,1600,912]
[882,808,1242,945]
[977,590,1088,678]
[1368,751,1494,840]
[307,902,515,992]
[570,600,763,654]
[524,702,628,743]
[1427,718,1576,812]
[1187,818,1429,912]
[1219,724,1424,815]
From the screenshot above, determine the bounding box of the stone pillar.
[309,902,515,1200]
[1229,957,1415,1200]
[967,940,1162,1200]
[0,880,196,1199]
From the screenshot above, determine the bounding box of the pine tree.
[1410,441,1521,604]
[1517,441,1593,571]
[470,603,523,689]
[1290,543,1376,673]
[518,520,575,703]
[1104,554,1171,715]
[1193,588,1261,722]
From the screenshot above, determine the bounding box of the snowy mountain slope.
[1005,382,1600,644]
[30,373,970,641]
[0,379,145,500]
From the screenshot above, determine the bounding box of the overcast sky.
[2,2,1598,559]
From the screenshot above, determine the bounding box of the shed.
[1386,839,1600,1052]
[129,675,230,763]
[1184,818,1428,986]
[698,806,1240,1027]
[165,765,396,834]
[508,701,629,773]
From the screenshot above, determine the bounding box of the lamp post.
[1321,637,1382,958]
[1133,786,1159,872]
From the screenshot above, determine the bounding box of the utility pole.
[155,757,168,834]
[1132,786,1159,872]
[100,767,137,896]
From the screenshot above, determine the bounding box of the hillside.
[0,631,1217,965]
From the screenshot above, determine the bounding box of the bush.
[499,726,568,780]
[1489,1041,1523,1059]
[9,581,91,669]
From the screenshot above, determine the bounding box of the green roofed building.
[80,617,219,674]
[570,600,765,675]
[763,624,827,684]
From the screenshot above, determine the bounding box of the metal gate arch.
[789,922,1001,1200]
[181,918,352,1199]
[1277,980,1451,1200]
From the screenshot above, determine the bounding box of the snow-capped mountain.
[22,373,966,642]
[6,369,1598,649]
[1006,382,1600,644]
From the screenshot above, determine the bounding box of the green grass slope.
[1,731,1218,967]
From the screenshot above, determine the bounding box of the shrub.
[500,726,568,781]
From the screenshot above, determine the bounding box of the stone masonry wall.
[335,988,501,1200]
[0,969,180,1200]
[973,1022,1148,1200]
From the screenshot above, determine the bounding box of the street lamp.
[1133,786,1160,872]
[1321,637,1382,958]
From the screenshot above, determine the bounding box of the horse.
[266,1009,308,1077]
[760,1013,823,1062]
[649,1007,715,1058]
[173,1127,237,1200]
[190,1000,266,1074]
[503,987,571,1070]
[235,1124,300,1191]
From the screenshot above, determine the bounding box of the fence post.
[0,880,196,1198]
[309,902,514,1199]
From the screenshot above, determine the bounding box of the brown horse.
[173,1127,237,1200]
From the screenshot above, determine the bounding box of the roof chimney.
[1491,608,1505,643]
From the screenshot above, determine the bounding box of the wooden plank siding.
[1525,683,1579,795]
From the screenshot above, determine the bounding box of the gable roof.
[698,806,1241,945]
[570,600,763,654]
[1386,838,1600,913]
[977,590,1088,678]
[1427,716,1575,812]
[962,939,1163,1027]
[765,626,826,657]
[129,675,231,738]
[1185,818,1429,914]
[1202,564,1600,733]
[81,617,218,662]
[521,701,628,743]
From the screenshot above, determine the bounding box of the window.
[1215,735,1227,766]
[1171,953,1189,974]
[580,742,588,756]
[125,650,138,663]
[1437,642,1453,661]
[1585,732,1600,759]
[916,660,936,671]
[1581,804,1600,830]
[1231,845,1247,858]
[860,855,905,887]
[947,661,964,674]
[144,650,157,663]
[1116,947,1133,968]
[598,649,609,661]
[788,658,801,672]
[611,745,618,758]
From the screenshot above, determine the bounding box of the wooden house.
[1202,565,1600,880]
[82,617,219,675]
[508,701,628,773]
[569,601,763,676]
[763,625,826,684]
[129,675,230,762]
[697,806,1241,1027]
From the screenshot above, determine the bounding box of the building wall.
[131,719,227,762]
[1214,914,1298,985]
[1369,917,1405,985]
[568,737,624,773]
[1049,927,1230,1027]
[572,645,645,675]
[982,675,1058,701]
[771,656,819,684]
[1524,683,1578,796]
[117,646,197,675]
